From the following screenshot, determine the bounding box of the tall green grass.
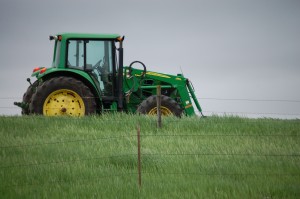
[0,114,299,198]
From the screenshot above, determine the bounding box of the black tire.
[21,80,39,115]
[29,76,96,116]
[136,95,183,117]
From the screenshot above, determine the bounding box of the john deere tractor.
[14,33,203,117]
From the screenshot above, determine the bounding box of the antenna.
[180,66,185,76]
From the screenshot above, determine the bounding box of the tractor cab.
[51,34,122,103]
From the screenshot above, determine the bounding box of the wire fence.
[1,96,300,118]
[1,94,300,192]
[1,133,299,150]
[1,107,299,117]
[1,128,299,189]
[198,97,300,103]
[2,96,300,101]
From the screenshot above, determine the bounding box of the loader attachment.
[186,79,204,116]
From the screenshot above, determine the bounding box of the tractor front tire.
[29,76,96,116]
[136,95,183,117]
[22,80,39,115]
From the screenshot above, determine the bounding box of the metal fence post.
[157,85,162,128]
[137,124,142,188]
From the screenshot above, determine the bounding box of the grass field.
[0,114,299,198]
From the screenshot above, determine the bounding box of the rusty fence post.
[157,85,162,128]
[137,124,142,188]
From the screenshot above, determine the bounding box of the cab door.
[85,40,115,97]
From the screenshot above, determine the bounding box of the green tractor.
[14,33,203,117]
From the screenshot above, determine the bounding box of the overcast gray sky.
[0,0,299,118]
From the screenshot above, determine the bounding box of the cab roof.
[57,33,121,40]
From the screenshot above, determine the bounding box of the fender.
[31,67,101,100]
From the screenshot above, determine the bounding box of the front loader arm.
[186,79,204,116]
[172,79,204,116]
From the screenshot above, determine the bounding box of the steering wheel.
[125,61,147,96]
[92,56,108,74]
[93,59,102,70]
[128,61,147,78]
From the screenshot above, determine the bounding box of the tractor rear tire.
[29,76,96,116]
[136,95,183,117]
[22,80,39,115]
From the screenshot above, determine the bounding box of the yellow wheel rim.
[148,106,173,116]
[43,89,85,116]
